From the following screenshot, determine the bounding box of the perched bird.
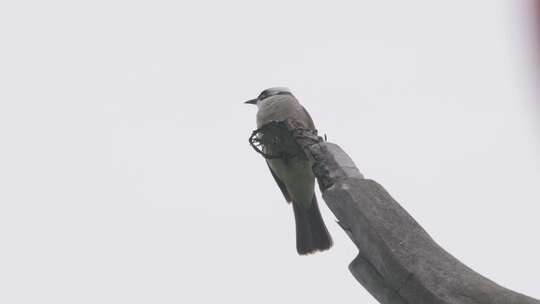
[245,87,332,255]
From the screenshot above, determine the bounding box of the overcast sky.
[1,1,539,303]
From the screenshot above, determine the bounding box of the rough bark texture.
[269,120,539,304]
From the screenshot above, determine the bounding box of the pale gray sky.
[0,1,539,303]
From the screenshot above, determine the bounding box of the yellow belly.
[267,157,315,209]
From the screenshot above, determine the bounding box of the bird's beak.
[244,98,257,105]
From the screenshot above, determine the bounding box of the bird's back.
[256,95,315,129]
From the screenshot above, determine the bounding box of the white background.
[1,1,539,303]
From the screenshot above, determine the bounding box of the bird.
[245,87,332,255]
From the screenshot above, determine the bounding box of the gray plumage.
[246,88,332,255]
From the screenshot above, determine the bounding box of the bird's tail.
[292,195,333,255]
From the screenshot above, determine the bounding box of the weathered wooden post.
[250,120,539,304]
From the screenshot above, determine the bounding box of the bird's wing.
[266,162,292,203]
[300,105,316,129]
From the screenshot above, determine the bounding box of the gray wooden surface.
[299,136,539,303]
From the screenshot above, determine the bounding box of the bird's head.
[244,87,293,106]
